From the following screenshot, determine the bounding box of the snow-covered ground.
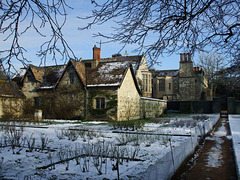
[229,115,240,179]
[0,114,219,180]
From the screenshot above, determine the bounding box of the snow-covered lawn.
[0,114,219,180]
[229,115,240,179]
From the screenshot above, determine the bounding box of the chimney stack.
[93,45,101,61]
[180,53,192,62]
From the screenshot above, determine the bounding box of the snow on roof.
[12,68,27,79]
[86,61,130,86]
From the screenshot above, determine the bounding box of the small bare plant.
[192,115,209,121]
[0,157,4,171]
[40,133,49,151]
[151,118,171,124]
[55,129,65,140]
[62,129,79,141]
[48,152,55,170]
[6,128,23,154]
[26,134,35,152]
[143,134,156,147]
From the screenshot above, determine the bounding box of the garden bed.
[0,114,220,179]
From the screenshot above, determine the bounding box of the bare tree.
[197,51,226,96]
[0,0,76,74]
[81,0,240,66]
[217,60,240,99]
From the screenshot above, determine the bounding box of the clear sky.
[1,1,201,72]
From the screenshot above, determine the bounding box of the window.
[142,74,148,91]
[159,79,165,91]
[27,73,34,81]
[69,73,74,84]
[169,83,171,90]
[85,63,92,68]
[34,96,41,108]
[95,98,105,109]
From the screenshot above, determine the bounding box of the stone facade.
[0,78,24,118]
[14,46,165,120]
[152,53,212,101]
[118,68,141,120]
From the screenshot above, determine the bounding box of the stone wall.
[87,88,117,121]
[178,78,196,101]
[140,97,167,118]
[0,97,24,118]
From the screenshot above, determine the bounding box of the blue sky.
[1,1,198,72]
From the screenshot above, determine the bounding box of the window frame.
[159,79,165,91]
[95,97,106,109]
[69,73,74,84]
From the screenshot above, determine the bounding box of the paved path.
[171,115,238,180]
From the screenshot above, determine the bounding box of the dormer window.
[27,73,34,81]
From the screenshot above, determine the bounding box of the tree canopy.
[1,0,240,73]
[82,0,240,65]
[0,0,74,73]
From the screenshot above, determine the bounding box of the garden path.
[171,113,238,180]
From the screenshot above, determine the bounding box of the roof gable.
[55,59,86,88]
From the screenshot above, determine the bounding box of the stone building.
[15,46,166,120]
[152,53,212,101]
[0,69,25,118]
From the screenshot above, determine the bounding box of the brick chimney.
[92,45,101,68]
[93,45,101,60]
[180,53,192,62]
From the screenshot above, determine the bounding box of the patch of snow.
[206,145,223,167]
[226,135,232,140]
[87,83,120,87]
[229,115,240,178]
[98,62,129,74]
[0,94,14,97]
[12,68,26,79]
[37,86,54,89]
[0,114,220,180]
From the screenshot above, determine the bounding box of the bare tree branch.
[0,0,76,74]
[80,0,240,65]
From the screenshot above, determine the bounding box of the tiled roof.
[152,69,179,77]
[86,61,130,87]
[39,65,66,88]
[0,80,24,98]
[83,55,142,74]
[20,55,140,89]
[70,59,86,86]
[12,68,26,80]
[101,55,142,74]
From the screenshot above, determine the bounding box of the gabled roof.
[12,68,26,82]
[86,60,142,95]
[20,64,66,90]
[86,61,130,87]
[39,65,66,89]
[70,59,86,86]
[0,80,24,98]
[55,59,86,88]
[152,69,179,77]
